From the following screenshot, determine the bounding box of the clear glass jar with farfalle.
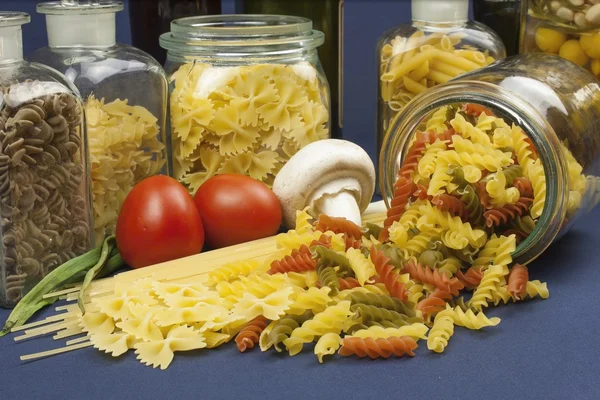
[0,12,92,307]
[159,14,331,192]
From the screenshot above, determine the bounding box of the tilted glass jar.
[159,14,331,192]
[520,0,600,79]
[0,12,92,307]
[30,1,169,247]
[380,54,600,264]
[376,0,506,166]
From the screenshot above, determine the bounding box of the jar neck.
[0,26,23,61]
[45,12,116,48]
[412,0,469,24]
[165,47,321,65]
[380,81,569,264]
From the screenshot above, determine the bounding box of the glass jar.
[30,1,169,247]
[380,53,600,264]
[520,0,600,79]
[159,15,331,192]
[0,12,92,307]
[376,0,506,166]
[474,0,522,56]
[129,0,222,65]
[243,0,344,138]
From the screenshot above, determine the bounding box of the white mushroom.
[273,139,376,229]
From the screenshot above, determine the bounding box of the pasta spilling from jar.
[86,96,166,247]
[169,62,330,192]
[0,81,91,307]
[379,32,498,133]
[60,204,552,369]
[381,103,588,246]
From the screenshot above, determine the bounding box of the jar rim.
[159,14,325,53]
[379,80,569,264]
[37,1,124,15]
[0,12,30,27]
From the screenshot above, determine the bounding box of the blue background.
[1,0,475,163]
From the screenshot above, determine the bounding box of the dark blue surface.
[1,206,599,400]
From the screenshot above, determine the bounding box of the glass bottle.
[474,0,522,56]
[0,12,92,307]
[31,1,169,247]
[159,14,331,193]
[128,0,222,65]
[376,0,506,169]
[380,54,600,264]
[244,0,343,138]
[520,0,600,79]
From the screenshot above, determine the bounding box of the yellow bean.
[535,27,567,53]
[559,39,589,67]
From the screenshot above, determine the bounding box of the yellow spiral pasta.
[427,313,454,353]
[418,202,487,248]
[287,286,333,315]
[207,260,263,286]
[294,207,314,234]
[438,304,500,330]
[314,332,342,363]
[283,301,353,356]
[469,264,509,311]
[346,248,377,286]
[348,323,429,340]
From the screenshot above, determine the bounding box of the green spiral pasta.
[457,184,485,227]
[266,311,314,353]
[313,246,354,277]
[316,260,340,296]
[350,304,411,326]
[348,292,415,317]
[483,165,523,186]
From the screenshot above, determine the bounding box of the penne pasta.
[403,76,428,95]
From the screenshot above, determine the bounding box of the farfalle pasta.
[169,62,329,192]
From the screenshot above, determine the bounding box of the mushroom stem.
[313,191,362,226]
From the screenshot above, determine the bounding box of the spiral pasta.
[314,332,342,363]
[235,316,268,352]
[339,336,418,359]
[427,313,454,353]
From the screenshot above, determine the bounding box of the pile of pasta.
[169,62,329,193]
[86,96,166,246]
[24,201,553,369]
[379,31,499,132]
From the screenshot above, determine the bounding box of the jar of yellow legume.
[159,15,331,193]
[376,0,506,188]
[379,54,600,264]
[521,0,600,79]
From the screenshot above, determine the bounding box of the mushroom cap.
[273,139,376,228]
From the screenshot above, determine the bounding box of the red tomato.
[116,175,204,269]
[194,174,282,248]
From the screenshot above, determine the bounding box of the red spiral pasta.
[370,246,407,302]
[314,214,363,239]
[508,264,529,300]
[524,136,539,160]
[384,175,416,228]
[339,336,418,359]
[398,130,447,179]
[402,261,464,295]
[235,316,268,353]
[513,177,534,198]
[269,246,317,274]
[483,197,533,227]
[502,228,528,244]
[412,183,431,201]
[431,193,467,219]
[416,289,453,318]
[455,265,484,289]
[339,277,361,290]
[344,235,363,251]
[476,181,492,209]
[462,103,494,117]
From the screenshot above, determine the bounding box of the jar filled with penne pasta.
[377,0,506,165]
[159,15,331,192]
[379,54,600,265]
[30,1,169,247]
[520,0,600,79]
[0,12,92,307]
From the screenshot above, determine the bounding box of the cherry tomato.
[194,174,282,248]
[116,175,204,269]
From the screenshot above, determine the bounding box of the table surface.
[1,207,599,400]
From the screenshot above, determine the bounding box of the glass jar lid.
[159,14,325,54]
[0,12,30,27]
[37,0,124,15]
